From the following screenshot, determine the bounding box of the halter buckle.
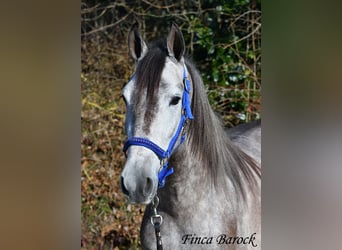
[160,158,168,168]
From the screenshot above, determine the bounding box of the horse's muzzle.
[120,172,156,204]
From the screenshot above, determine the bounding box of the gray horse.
[120,23,261,249]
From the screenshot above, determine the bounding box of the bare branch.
[82,12,132,37]
[82,6,110,22]
[223,23,261,49]
[81,3,101,14]
[229,10,261,27]
[141,0,176,9]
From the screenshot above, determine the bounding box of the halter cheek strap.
[123,65,194,188]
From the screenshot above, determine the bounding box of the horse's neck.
[156,142,260,238]
[157,143,237,214]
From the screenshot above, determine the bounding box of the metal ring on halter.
[160,158,167,168]
[151,214,163,226]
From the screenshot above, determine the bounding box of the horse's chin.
[125,192,155,205]
[127,199,153,205]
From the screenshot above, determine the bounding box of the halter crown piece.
[123,65,194,188]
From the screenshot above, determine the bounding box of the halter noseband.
[123,65,194,188]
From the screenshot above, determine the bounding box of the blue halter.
[123,65,194,188]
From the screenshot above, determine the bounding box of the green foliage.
[183,0,261,125]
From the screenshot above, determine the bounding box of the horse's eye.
[169,96,181,106]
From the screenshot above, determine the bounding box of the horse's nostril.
[144,177,153,195]
[120,176,130,196]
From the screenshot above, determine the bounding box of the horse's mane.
[135,39,260,201]
[185,58,261,201]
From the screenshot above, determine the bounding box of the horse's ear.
[128,23,148,61]
[167,23,185,62]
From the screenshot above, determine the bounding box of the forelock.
[133,40,168,134]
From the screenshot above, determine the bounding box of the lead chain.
[151,196,163,250]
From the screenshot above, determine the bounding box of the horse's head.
[120,24,193,204]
